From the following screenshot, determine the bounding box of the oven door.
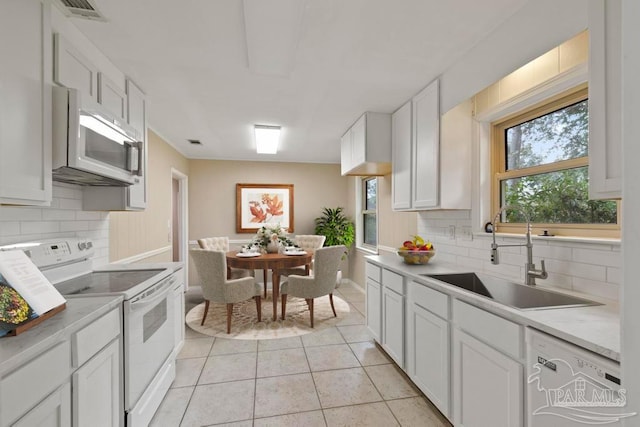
[123,274,177,410]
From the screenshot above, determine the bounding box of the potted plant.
[314,207,355,251]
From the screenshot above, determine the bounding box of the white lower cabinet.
[366,278,382,342]
[72,339,120,427]
[406,282,451,417]
[452,329,523,427]
[13,383,71,427]
[382,285,404,367]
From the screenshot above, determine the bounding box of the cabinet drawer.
[73,307,120,367]
[453,299,522,359]
[382,269,404,295]
[0,341,71,426]
[366,262,381,283]
[411,281,448,319]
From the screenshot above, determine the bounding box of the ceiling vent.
[53,0,107,21]
[188,139,202,145]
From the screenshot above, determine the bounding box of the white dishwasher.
[526,328,632,426]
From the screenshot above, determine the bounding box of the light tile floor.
[151,281,452,427]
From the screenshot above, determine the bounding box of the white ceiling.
[71,0,529,164]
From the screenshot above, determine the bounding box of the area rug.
[185,294,351,340]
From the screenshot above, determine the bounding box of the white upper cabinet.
[392,101,412,210]
[588,0,622,200]
[340,112,391,176]
[0,0,52,206]
[392,79,471,211]
[98,72,127,122]
[412,81,440,209]
[54,33,98,101]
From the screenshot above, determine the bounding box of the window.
[492,87,619,238]
[361,177,377,247]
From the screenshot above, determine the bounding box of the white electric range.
[1,238,185,427]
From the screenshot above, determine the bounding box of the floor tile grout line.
[302,343,328,426]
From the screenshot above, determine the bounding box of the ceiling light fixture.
[254,125,281,154]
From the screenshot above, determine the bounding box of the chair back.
[190,248,228,302]
[312,245,346,294]
[294,235,326,252]
[197,237,230,251]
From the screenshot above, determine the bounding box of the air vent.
[53,0,107,21]
[188,139,202,145]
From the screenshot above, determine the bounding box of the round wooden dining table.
[226,251,313,320]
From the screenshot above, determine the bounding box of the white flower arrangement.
[245,224,295,252]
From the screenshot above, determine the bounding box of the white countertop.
[0,295,124,375]
[366,254,620,362]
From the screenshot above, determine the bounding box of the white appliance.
[1,239,184,427]
[527,328,627,426]
[52,86,144,186]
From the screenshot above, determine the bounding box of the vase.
[266,241,280,253]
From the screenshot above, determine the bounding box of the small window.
[493,87,619,237]
[362,177,377,247]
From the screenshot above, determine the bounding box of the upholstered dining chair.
[197,236,255,280]
[190,248,262,334]
[278,234,327,277]
[280,245,345,328]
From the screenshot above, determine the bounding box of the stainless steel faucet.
[491,205,548,286]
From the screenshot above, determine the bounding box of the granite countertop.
[0,295,123,375]
[366,253,621,362]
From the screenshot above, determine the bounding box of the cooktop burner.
[56,269,165,295]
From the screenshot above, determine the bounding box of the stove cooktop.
[56,269,165,295]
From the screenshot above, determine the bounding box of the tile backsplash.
[0,183,110,267]
[414,210,621,301]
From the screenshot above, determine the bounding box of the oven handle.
[129,275,176,311]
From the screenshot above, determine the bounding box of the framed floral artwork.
[236,183,294,233]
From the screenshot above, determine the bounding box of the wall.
[0,184,110,266]
[109,129,189,262]
[188,160,350,284]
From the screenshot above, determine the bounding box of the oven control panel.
[0,238,95,269]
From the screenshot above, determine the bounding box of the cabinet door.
[407,303,449,418]
[392,101,412,210]
[382,287,404,368]
[340,131,352,175]
[72,340,121,427]
[366,278,381,342]
[53,33,98,101]
[412,80,439,209]
[0,0,52,205]
[98,72,127,122]
[453,329,523,427]
[588,0,622,199]
[13,383,71,427]
[351,114,366,167]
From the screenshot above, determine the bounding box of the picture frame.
[236,183,294,233]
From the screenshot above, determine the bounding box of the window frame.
[491,85,620,238]
[360,176,378,250]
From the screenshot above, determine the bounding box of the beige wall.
[188,160,350,284]
[348,175,417,289]
[109,129,190,262]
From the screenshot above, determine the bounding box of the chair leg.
[255,296,262,322]
[308,298,314,328]
[226,303,233,334]
[200,300,210,325]
[329,293,337,317]
[281,293,287,320]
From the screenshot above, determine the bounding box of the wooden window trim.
[491,85,620,238]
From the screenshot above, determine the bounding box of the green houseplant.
[314,207,355,250]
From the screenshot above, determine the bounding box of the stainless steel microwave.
[52,86,143,186]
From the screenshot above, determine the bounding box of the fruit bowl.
[397,249,436,265]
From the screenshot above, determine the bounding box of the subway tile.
[42,209,76,221]
[0,221,20,237]
[20,221,59,234]
[57,198,82,210]
[607,267,621,285]
[572,248,621,268]
[572,279,619,301]
[544,259,607,282]
[60,221,89,232]
[0,206,42,221]
[52,183,82,199]
[75,211,102,220]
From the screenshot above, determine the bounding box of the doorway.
[171,168,188,290]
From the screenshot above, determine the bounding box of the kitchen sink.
[422,272,601,310]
